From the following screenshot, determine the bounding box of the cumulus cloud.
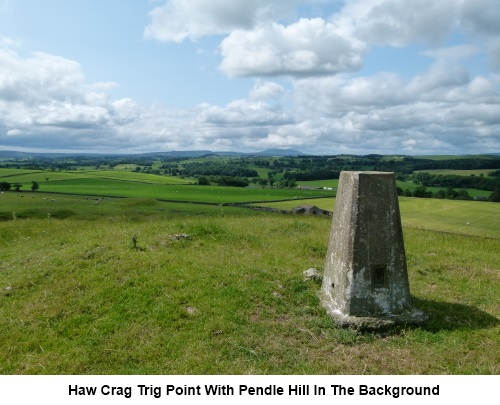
[2,40,499,155]
[335,0,459,47]
[146,0,500,79]
[0,45,297,153]
[0,47,134,150]
[144,0,276,42]
[220,18,366,77]
[144,0,338,42]
[290,62,500,154]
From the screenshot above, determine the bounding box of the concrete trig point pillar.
[321,171,427,330]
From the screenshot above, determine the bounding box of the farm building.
[292,204,330,216]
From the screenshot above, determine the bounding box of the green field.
[0,169,333,203]
[0,169,191,185]
[298,179,339,189]
[299,178,493,199]
[415,169,496,176]
[0,168,499,375]
[253,197,500,239]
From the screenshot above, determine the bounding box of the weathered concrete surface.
[321,171,427,330]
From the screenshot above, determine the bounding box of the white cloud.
[0,47,136,150]
[220,18,366,77]
[0,49,85,104]
[145,0,500,80]
[0,46,298,153]
[336,0,459,47]
[2,41,499,155]
[144,0,335,42]
[144,0,269,42]
[293,60,497,117]
[250,80,285,101]
[290,63,500,154]
[195,94,293,131]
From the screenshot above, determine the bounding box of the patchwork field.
[0,169,333,203]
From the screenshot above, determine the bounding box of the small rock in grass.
[186,306,198,315]
[171,234,191,240]
[303,268,322,281]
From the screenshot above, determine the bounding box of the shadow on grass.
[412,297,499,332]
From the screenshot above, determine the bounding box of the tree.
[413,185,432,198]
[12,184,22,191]
[489,187,500,202]
[197,176,210,186]
[277,178,297,188]
[445,187,459,199]
[0,182,11,191]
[456,190,471,200]
[31,181,40,192]
[435,189,446,199]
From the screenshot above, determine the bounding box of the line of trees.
[409,172,498,191]
[0,181,39,191]
[398,186,474,200]
[180,162,258,178]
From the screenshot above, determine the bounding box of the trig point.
[321,171,427,330]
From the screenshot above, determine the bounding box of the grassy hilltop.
[0,162,499,374]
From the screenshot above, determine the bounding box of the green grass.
[4,180,333,204]
[0,168,333,203]
[0,192,250,221]
[83,170,192,184]
[0,168,191,186]
[252,197,500,239]
[0,209,498,374]
[0,169,45,178]
[298,179,339,189]
[399,198,500,238]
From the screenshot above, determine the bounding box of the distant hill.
[0,150,126,159]
[0,148,309,159]
[1,149,497,160]
[135,149,308,158]
[250,149,309,157]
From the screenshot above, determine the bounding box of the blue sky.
[0,0,499,155]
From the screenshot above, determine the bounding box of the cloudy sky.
[0,0,499,155]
